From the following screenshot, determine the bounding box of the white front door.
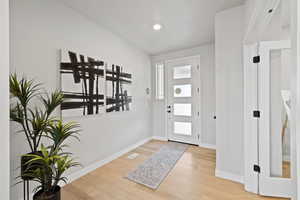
[166,56,200,145]
[258,40,293,198]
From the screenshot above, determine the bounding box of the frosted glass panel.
[155,63,164,100]
[174,122,192,135]
[270,49,291,178]
[174,84,191,97]
[173,65,191,79]
[174,104,191,116]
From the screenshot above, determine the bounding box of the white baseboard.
[66,137,152,184]
[215,169,244,184]
[199,143,216,150]
[18,137,152,200]
[152,136,168,141]
[152,137,216,150]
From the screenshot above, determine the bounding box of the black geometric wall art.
[60,50,106,117]
[106,64,132,113]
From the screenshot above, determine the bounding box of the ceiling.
[61,0,245,55]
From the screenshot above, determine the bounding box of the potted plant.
[9,74,64,179]
[25,121,80,200]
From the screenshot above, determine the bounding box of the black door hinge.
[253,110,260,118]
[254,165,260,173]
[253,56,260,63]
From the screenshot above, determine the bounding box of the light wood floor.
[62,140,288,200]
[283,161,291,178]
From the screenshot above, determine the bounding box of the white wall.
[151,44,216,147]
[215,6,245,182]
[244,0,291,44]
[10,0,152,199]
[244,0,265,43]
[0,0,10,199]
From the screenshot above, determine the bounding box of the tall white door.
[166,56,201,145]
[258,40,293,198]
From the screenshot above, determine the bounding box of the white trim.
[152,136,168,141]
[151,43,212,62]
[155,62,165,100]
[151,44,215,151]
[215,169,244,184]
[152,136,216,150]
[293,1,300,199]
[66,137,214,184]
[165,56,201,145]
[0,0,10,199]
[164,55,201,64]
[19,137,153,200]
[198,143,216,150]
[67,137,152,184]
[243,43,259,194]
[22,136,216,200]
[258,41,293,198]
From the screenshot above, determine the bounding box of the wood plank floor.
[62,140,288,200]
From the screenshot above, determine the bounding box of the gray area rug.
[126,142,189,189]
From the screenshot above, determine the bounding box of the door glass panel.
[174,122,192,135]
[270,49,291,178]
[174,103,192,116]
[174,84,191,97]
[173,65,191,79]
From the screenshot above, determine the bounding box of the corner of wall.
[0,0,10,199]
[215,169,244,184]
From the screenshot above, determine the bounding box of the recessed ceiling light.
[153,24,162,31]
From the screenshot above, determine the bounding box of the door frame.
[243,43,259,194]
[244,41,295,198]
[291,0,300,199]
[244,0,300,198]
[258,40,293,198]
[164,55,201,145]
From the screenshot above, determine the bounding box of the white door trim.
[165,56,201,145]
[243,43,259,194]
[244,40,295,198]
[258,40,293,198]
